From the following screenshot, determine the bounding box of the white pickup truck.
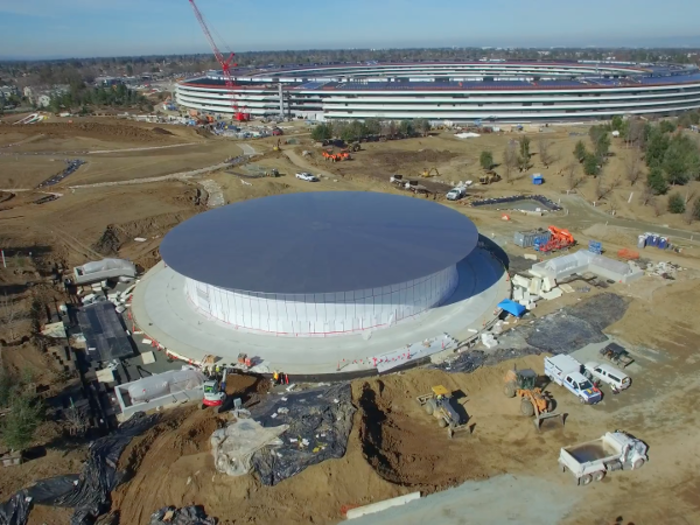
[446,187,466,201]
[544,355,602,404]
[559,431,648,485]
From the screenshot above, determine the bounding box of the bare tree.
[64,402,90,437]
[594,174,607,201]
[566,162,583,190]
[627,118,646,148]
[0,293,19,341]
[503,142,518,183]
[625,148,643,186]
[639,185,654,206]
[538,138,554,168]
[652,198,663,217]
[684,188,697,206]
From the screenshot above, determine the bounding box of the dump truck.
[416,385,468,438]
[559,431,648,485]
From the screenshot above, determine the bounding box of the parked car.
[583,361,631,393]
[295,172,319,182]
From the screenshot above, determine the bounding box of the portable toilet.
[531,173,544,185]
[637,234,647,249]
[658,237,668,249]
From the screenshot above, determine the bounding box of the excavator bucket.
[534,411,565,432]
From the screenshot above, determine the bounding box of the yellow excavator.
[421,167,440,178]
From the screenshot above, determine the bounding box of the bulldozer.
[504,368,563,430]
[479,171,502,185]
[416,385,469,438]
[421,167,440,178]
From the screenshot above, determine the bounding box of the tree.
[566,162,583,190]
[574,140,587,163]
[126,64,134,76]
[363,118,381,136]
[583,153,599,176]
[691,198,700,222]
[626,119,647,148]
[647,166,668,195]
[594,132,611,161]
[1,392,42,452]
[625,148,642,185]
[414,118,431,136]
[518,136,530,171]
[645,127,670,168]
[0,293,19,341]
[662,134,700,186]
[311,123,333,142]
[480,150,494,171]
[503,142,518,183]
[659,120,676,134]
[538,138,553,168]
[667,192,686,214]
[398,120,415,137]
[611,115,624,132]
[341,120,365,142]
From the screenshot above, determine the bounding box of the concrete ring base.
[130,249,509,375]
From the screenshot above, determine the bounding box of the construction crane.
[188,0,250,122]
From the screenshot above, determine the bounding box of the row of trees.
[49,81,152,112]
[311,118,432,142]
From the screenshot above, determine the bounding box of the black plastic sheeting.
[471,194,562,211]
[436,293,629,374]
[250,383,355,486]
[0,412,159,525]
[150,506,217,525]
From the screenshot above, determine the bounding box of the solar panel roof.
[160,191,479,294]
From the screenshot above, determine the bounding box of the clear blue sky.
[1,0,699,59]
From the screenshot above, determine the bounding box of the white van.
[583,361,631,392]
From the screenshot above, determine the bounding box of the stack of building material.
[510,272,561,309]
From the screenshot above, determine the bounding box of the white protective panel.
[184,265,458,337]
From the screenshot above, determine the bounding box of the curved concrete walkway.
[130,249,509,374]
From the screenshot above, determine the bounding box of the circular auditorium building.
[158,192,479,337]
[176,61,700,122]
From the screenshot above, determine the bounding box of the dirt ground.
[103,270,700,525]
[2,117,700,524]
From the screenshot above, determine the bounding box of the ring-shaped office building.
[176,61,700,122]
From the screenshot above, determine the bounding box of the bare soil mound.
[367,149,459,172]
[0,122,186,144]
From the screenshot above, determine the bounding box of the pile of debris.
[511,274,564,310]
[644,261,683,279]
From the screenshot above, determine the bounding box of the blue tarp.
[498,298,526,317]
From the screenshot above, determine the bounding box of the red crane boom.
[188,0,250,121]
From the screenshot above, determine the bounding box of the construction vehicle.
[421,167,440,178]
[389,174,404,186]
[446,187,467,201]
[348,142,361,152]
[202,368,227,408]
[479,172,502,185]
[265,168,280,177]
[534,226,575,253]
[416,385,468,438]
[504,368,563,430]
[559,431,648,485]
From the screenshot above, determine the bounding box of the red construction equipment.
[188,0,250,122]
[535,226,575,253]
